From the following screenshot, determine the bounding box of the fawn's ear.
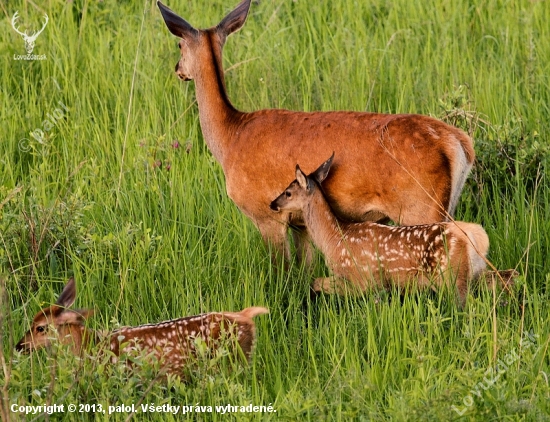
[55,278,76,308]
[74,309,94,320]
[217,0,251,37]
[311,152,335,184]
[157,1,199,39]
[56,309,93,326]
[295,165,309,190]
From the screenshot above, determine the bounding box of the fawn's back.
[109,307,268,370]
[331,221,489,290]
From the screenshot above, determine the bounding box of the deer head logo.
[11,11,49,54]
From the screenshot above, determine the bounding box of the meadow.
[1,0,549,420]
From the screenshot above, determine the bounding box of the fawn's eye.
[285,191,291,198]
[36,326,46,333]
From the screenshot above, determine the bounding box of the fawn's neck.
[58,324,98,355]
[303,188,346,259]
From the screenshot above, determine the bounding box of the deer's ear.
[311,152,334,184]
[295,165,309,190]
[217,0,251,36]
[55,278,76,308]
[157,1,198,39]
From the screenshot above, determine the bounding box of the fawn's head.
[157,0,250,81]
[15,278,93,353]
[270,153,334,213]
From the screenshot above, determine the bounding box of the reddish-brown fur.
[15,278,268,375]
[157,0,475,265]
[270,154,489,305]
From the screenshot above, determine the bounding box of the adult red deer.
[157,0,475,266]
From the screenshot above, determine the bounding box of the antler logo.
[11,11,49,54]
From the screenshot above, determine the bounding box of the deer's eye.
[36,326,46,333]
[285,191,291,198]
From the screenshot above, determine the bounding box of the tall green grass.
[1,0,549,420]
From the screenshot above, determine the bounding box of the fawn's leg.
[312,277,365,295]
[454,266,471,308]
[484,269,518,292]
[456,282,468,308]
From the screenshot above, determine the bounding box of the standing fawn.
[270,154,489,306]
[16,278,268,375]
[157,0,475,266]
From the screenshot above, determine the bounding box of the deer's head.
[11,12,49,54]
[157,0,250,81]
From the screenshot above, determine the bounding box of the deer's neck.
[194,33,242,166]
[303,190,345,260]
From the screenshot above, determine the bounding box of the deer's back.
[225,110,472,225]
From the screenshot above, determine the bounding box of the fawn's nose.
[15,340,28,353]
[269,201,279,212]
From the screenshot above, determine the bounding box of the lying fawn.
[16,278,268,375]
[270,154,489,305]
[157,0,475,267]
